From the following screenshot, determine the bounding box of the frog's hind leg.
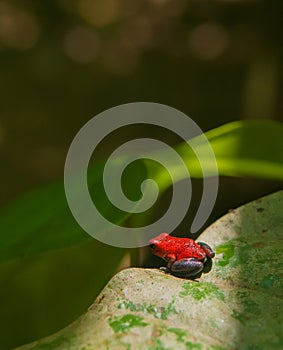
[170,258,203,279]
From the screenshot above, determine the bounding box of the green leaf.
[0,180,89,262]
[205,120,283,179]
[1,120,282,262]
[0,160,136,263]
[147,120,283,192]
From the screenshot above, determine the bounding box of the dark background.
[1,0,283,210]
[0,0,283,349]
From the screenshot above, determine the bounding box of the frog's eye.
[150,244,156,249]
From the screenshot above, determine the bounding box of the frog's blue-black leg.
[197,242,214,274]
[170,258,204,279]
[202,257,213,273]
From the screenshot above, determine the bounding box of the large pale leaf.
[13,190,283,350]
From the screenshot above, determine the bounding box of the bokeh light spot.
[188,22,229,60]
[79,0,119,27]
[101,40,139,75]
[63,26,100,64]
[0,2,40,50]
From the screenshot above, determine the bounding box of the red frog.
[149,233,215,279]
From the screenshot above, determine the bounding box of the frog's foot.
[159,266,170,274]
[189,271,203,280]
[170,258,204,279]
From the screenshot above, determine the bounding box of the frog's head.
[149,233,170,259]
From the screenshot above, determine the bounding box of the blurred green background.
[0,0,283,349]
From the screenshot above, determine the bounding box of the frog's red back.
[149,233,206,260]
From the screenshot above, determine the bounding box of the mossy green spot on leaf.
[236,290,259,314]
[260,274,276,289]
[124,343,131,350]
[184,340,202,349]
[216,243,234,266]
[108,314,147,334]
[231,309,248,325]
[118,297,177,320]
[231,290,261,325]
[231,302,258,325]
[180,282,225,301]
[148,338,172,350]
[167,327,186,342]
[210,346,229,350]
[160,297,177,320]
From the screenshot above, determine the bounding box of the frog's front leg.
[159,256,175,274]
[170,258,204,279]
